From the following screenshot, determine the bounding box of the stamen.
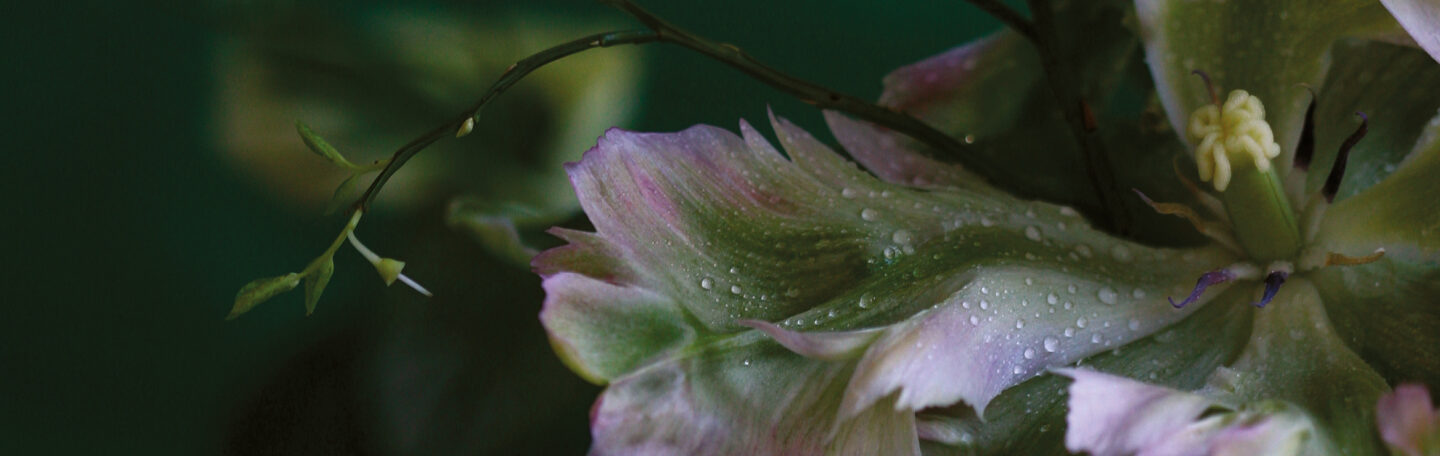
[1171,155,1229,221]
[1322,112,1369,203]
[1169,269,1236,309]
[1133,189,1241,253]
[1192,70,1220,106]
[1325,248,1387,267]
[1294,86,1318,171]
[1252,271,1289,308]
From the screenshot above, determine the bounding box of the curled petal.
[1376,384,1440,456]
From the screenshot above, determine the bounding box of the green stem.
[1221,168,1302,262]
[302,210,364,277]
[1025,0,1130,235]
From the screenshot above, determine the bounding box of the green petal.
[1207,278,1390,455]
[1304,40,1440,201]
[447,198,570,267]
[1134,0,1398,172]
[538,116,1236,451]
[1312,114,1440,389]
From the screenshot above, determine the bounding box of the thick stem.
[1221,167,1302,262]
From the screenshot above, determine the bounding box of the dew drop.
[1023,348,1036,359]
[841,187,859,198]
[892,229,913,244]
[980,216,994,227]
[1128,318,1141,331]
[1015,319,1025,329]
[1063,301,1073,310]
[969,315,980,326]
[1075,244,1093,258]
[861,208,879,221]
[1091,333,1103,344]
[1076,317,1088,328]
[700,278,714,290]
[1025,226,1043,241]
[1043,337,1059,352]
[742,359,751,366]
[1098,287,1118,305]
[1012,366,1024,375]
[1067,284,1078,294]
[1132,288,1147,299]
[1110,245,1134,263]
[729,267,739,274]
[1025,277,1034,286]
[979,300,990,310]
[962,300,972,309]
[1063,328,1075,337]
[730,285,743,295]
[858,294,872,309]
[1046,293,1058,305]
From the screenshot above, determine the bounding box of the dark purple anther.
[1294,88,1317,171]
[1252,271,1289,308]
[1322,112,1369,203]
[1169,269,1236,309]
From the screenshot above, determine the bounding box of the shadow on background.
[1,0,996,453]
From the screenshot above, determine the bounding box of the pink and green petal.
[1379,0,1440,64]
[1312,119,1440,389]
[1060,369,1336,456]
[912,284,1256,454]
[538,115,1234,452]
[1376,384,1440,456]
[1303,41,1440,200]
[1133,0,1400,171]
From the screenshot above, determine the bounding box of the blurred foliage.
[1,0,999,454]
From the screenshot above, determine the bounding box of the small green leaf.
[296,121,357,169]
[228,273,301,320]
[324,173,365,215]
[303,258,335,315]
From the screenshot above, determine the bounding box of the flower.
[535,0,1440,453]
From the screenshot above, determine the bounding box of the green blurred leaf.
[447,199,570,267]
[227,273,301,320]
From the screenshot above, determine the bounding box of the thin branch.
[600,0,1000,177]
[355,2,1016,210]
[1025,0,1130,234]
[356,29,661,210]
[961,0,1038,42]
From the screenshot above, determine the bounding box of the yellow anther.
[1186,90,1282,191]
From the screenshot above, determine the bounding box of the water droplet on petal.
[700,278,714,290]
[1128,318,1141,331]
[969,315,980,326]
[1043,337,1059,352]
[1063,327,1075,337]
[841,187,858,198]
[1098,287,1118,305]
[1046,293,1058,305]
[1025,226,1043,241]
[858,294,872,309]
[730,285,743,295]
[860,208,879,221]
[1015,319,1025,329]
[980,300,990,310]
[1067,284,1078,294]
[1110,245,1134,263]
[1023,348,1036,359]
[1076,317,1088,328]
[1132,288,1147,299]
[892,230,913,244]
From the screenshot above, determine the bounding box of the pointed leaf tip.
[295,121,356,169]
[303,258,335,315]
[228,273,301,320]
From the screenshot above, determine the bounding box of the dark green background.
[3,1,998,453]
